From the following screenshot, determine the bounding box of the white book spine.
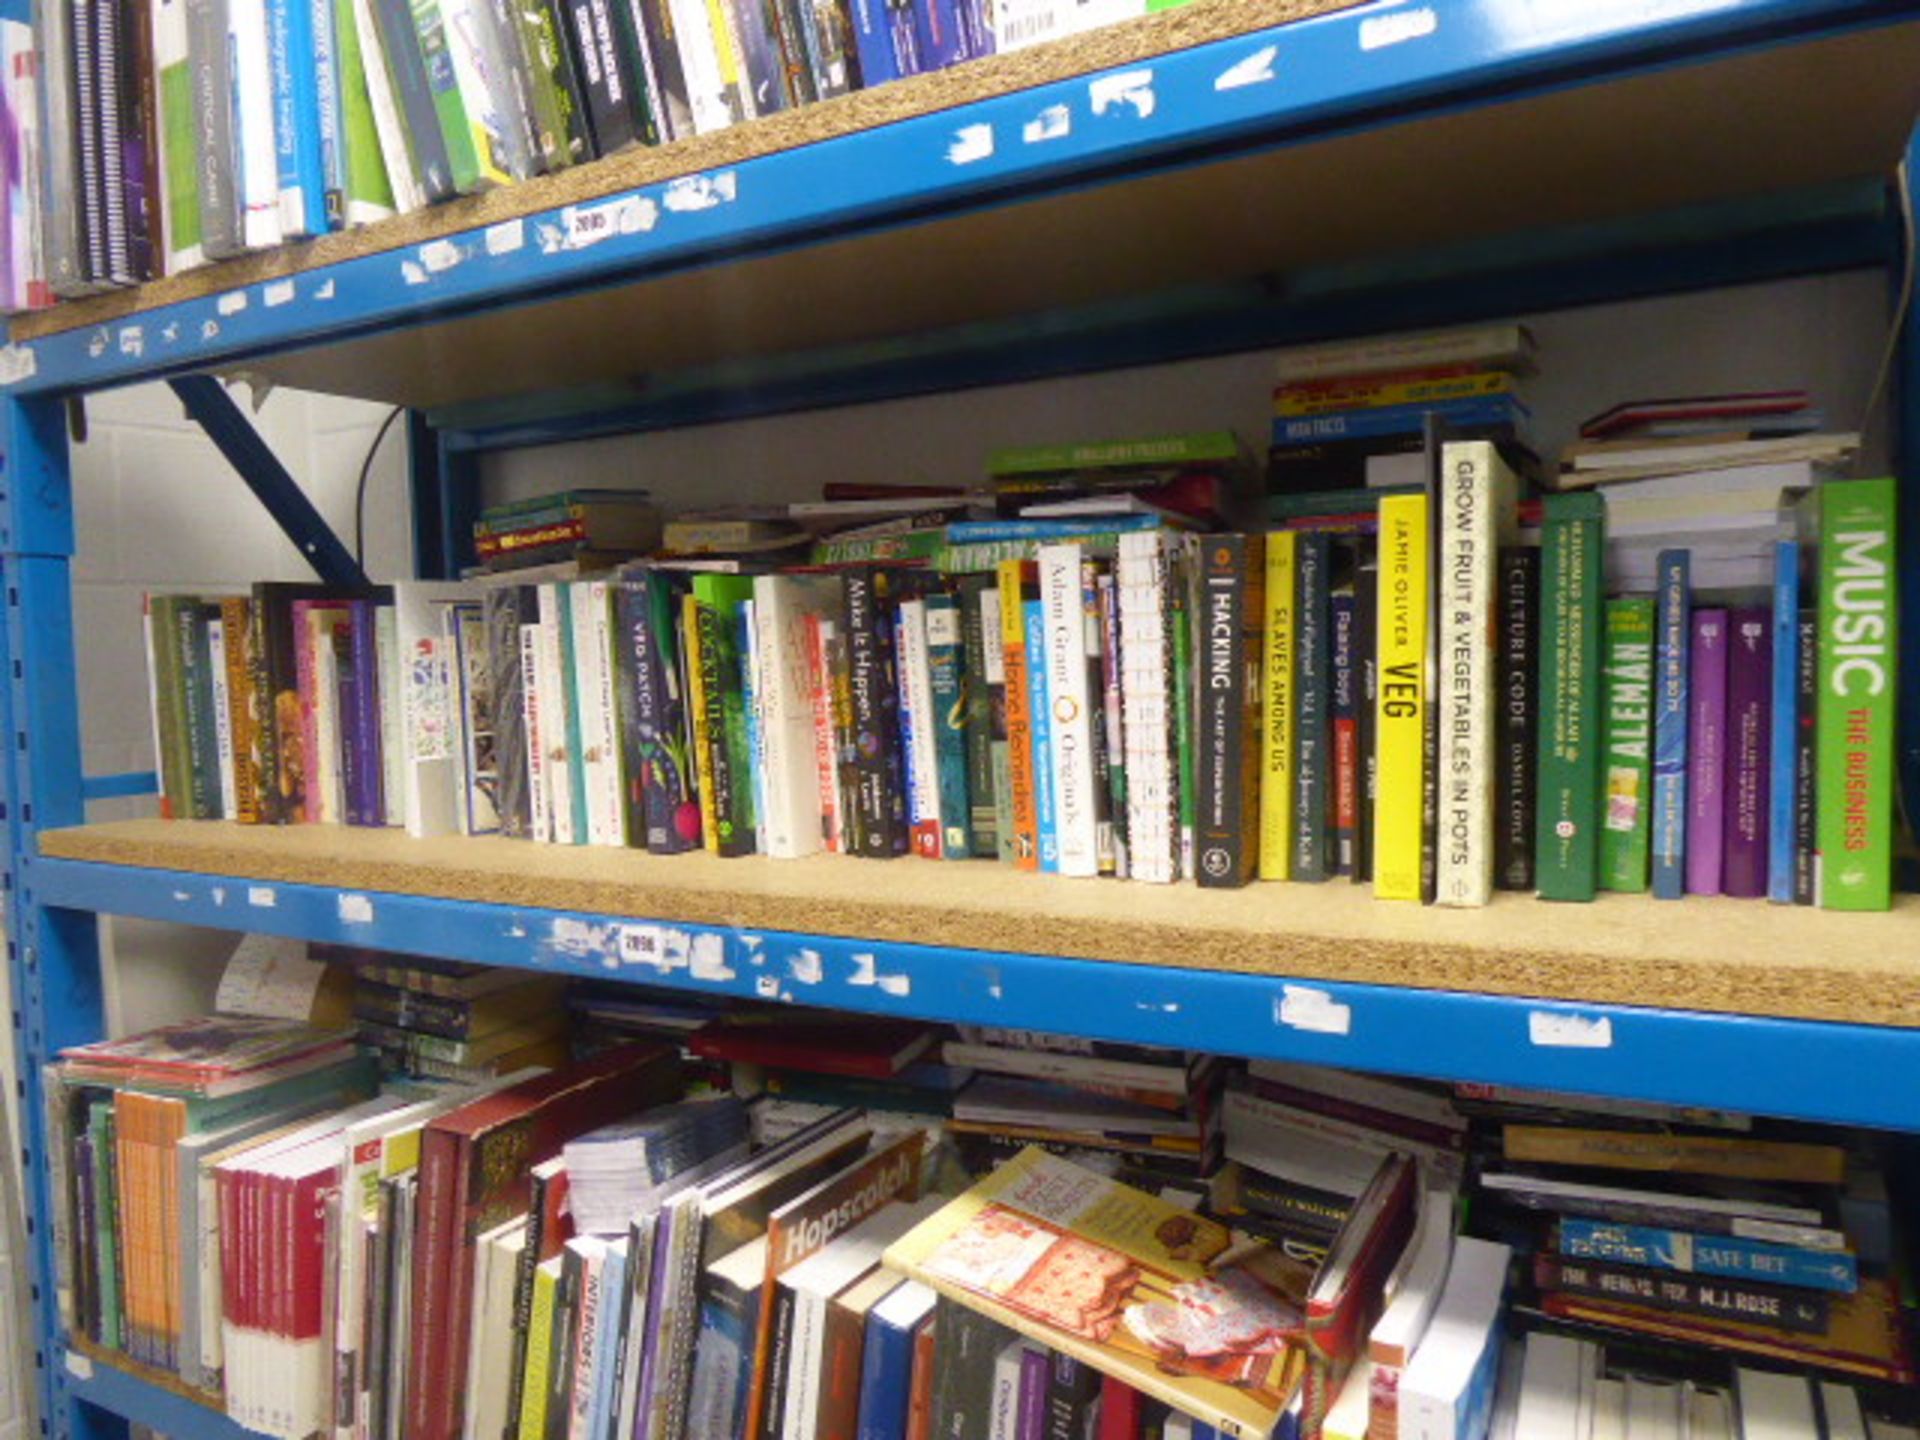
[460,1240,493,1440]
[538,585,577,845]
[755,578,823,859]
[229,0,284,248]
[1118,532,1175,883]
[1434,440,1515,907]
[808,615,840,853]
[784,1288,825,1440]
[401,622,451,838]
[567,1255,604,1440]
[521,622,551,843]
[1223,1086,1463,1178]
[742,598,771,853]
[350,0,424,211]
[898,598,942,856]
[576,582,625,845]
[1039,543,1099,876]
[987,1342,1025,1440]
[208,615,240,818]
[375,606,403,825]
[664,0,728,134]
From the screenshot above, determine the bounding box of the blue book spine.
[946,515,1163,544]
[926,593,973,859]
[1025,599,1059,872]
[585,1245,627,1440]
[1271,394,1525,445]
[1558,1220,1858,1293]
[855,1311,915,1440]
[846,0,911,85]
[1650,550,1691,899]
[267,0,328,236]
[912,0,982,69]
[312,0,342,222]
[1767,540,1800,902]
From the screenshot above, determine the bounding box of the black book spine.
[728,0,789,114]
[607,0,663,146]
[1196,533,1264,888]
[1534,1253,1829,1335]
[930,1297,1014,1440]
[1080,558,1117,875]
[1495,546,1539,890]
[634,0,690,139]
[956,573,998,856]
[842,569,909,857]
[503,1172,553,1430]
[371,0,455,198]
[758,1283,797,1440]
[1353,550,1377,883]
[545,1248,583,1440]
[1793,607,1818,905]
[571,0,641,151]
[1293,530,1331,882]
[1330,590,1358,877]
[1231,1165,1349,1235]
[483,585,534,838]
[1043,1352,1102,1440]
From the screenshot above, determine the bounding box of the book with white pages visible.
[1396,1237,1511,1440]
[1590,1377,1626,1440]
[1819,1381,1871,1440]
[1736,1368,1820,1440]
[1367,1183,1459,1433]
[1250,1060,1467,1134]
[1623,1374,1686,1440]
[1513,1333,1596,1440]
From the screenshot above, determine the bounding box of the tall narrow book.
[1373,495,1428,901]
[1599,598,1654,893]
[1534,492,1605,902]
[1649,550,1690,899]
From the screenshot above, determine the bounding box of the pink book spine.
[1722,607,1773,898]
[1686,609,1729,895]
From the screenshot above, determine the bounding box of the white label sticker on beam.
[1275,984,1352,1036]
[1528,1011,1613,1049]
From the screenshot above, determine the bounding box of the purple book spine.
[1016,1347,1049,1440]
[348,601,385,825]
[1686,609,1729,895]
[1723,607,1773,898]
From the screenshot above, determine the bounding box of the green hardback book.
[1600,597,1655,892]
[1816,476,1898,911]
[335,0,398,221]
[1534,491,1605,901]
[987,430,1241,477]
[692,574,757,856]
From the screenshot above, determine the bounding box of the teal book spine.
[1026,600,1059,873]
[926,592,973,860]
[1534,491,1605,901]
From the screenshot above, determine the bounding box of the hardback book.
[1297,1155,1417,1434]
[1598,597,1655,892]
[1649,550,1690,899]
[856,1278,936,1440]
[1292,530,1332,882]
[1394,1236,1510,1440]
[1722,606,1772,897]
[1533,491,1605,901]
[1434,439,1520,906]
[1503,1125,1845,1183]
[885,1147,1309,1438]
[1373,495,1427,900]
[1554,1219,1857,1293]
[1364,1183,1456,1437]
[1531,1253,1828,1334]
[1258,528,1295,882]
[1815,476,1897,910]
[1685,608,1729,896]
[1196,533,1265,888]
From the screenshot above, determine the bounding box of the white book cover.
[665,0,729,134]
[1623,1375,1683,1440]
[462,1217,524,1440]
[754,574,839,858]
[1735,1369,1818,1440]
[1819,1382,1870,1440]
[393,581,481,838]
[1321,1356,1372,1440]
[521,622,551,843]
[987,1339,1028,1440]
[1434,440,1519,907]
[572,581,626,846]
[1590,1378,1626,1440]
[1117,532,1177,883]
[1038,543,1098,876]
[1398,1237,1510,1440]
[375,606,403,825]
[897,597,943,858]
[349,0,425,211]
[228,0,284,249]
[1369,1183,1459,1430]
[433,0,522,181]
[1689,1387,1736,1440]
[566,1237,610,1440]
[1512,1334,1593,1440]
[537,584,577,844]
[207,614,239,817]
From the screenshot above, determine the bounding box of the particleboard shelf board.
[37,819,1920,1028]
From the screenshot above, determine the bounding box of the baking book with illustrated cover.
[883,1146,1311,1437]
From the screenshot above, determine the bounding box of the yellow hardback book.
[1374,494,1429,900]
[1259,532,1296,880]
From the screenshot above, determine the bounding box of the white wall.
[68,382,413,1033]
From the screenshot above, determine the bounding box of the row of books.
[23,0,1173,305]
[48,943,1919,1440]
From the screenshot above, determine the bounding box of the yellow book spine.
[1374,494,1429,900]
[518,1261,559,1440]
[683,593,720,855]
[1258,532,1296,880]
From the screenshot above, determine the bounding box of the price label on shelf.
[617,924,667,968]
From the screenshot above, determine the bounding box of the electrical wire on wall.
[354,406,408,568]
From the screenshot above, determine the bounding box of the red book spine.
[293,1168,332,1342]
[405,1130,459,1440]
[434,1146,479,1440]
[1096,1375,1143,1440]
[904,1317,937,1440]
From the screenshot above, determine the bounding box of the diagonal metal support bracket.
[169,374,370,588]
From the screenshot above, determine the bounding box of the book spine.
[1293,531,1331,883]
[1374,498,1427,900]
[571,0,640,151]
[1722,607,1772,898]
[1083,560,1119,876]
[1039,544,1099,876]
[1196,533,1263,888]
[1767,541,1800,903]
[1556,1221,1858,1293]
[1170,548,1197,880]
[408,0,483,192]
[898,598,939,857]
[808,614,842,852]
[377,606,404,824]
[765,0,814,107]
[703,599,755,856]
[842,570,908,857]
[633,0,689,138]
[1650,549,1691,899]
[1328,592,1358,878]
[957,577,998,857]
[1116,533,1176,884]
[845,0,901,88]
[554,583,590,845]
[208,615,240,818]
[369,0,454,199]
[1793,608,1818,905]
[516,0,590,165]
[268,0,326,235]
[979,589,1015,863]
[1685,609,1729,896]
[1493,547,1537,890]
[703,0,754,125]
[1257,530,1295,882]
[927,592,973,859]
[1534,492,1604,902]
[586,582,628,845]
[1532,1253,1828,1335]
[220,597,265,818]
[484,587,531,837]
[724,0,786,115]
[230,0,285,249]
[1599,598,1655,893]
[522,622,551,842]
[180,603,222,818]
[1097,568,1128,877]
[1271,393,1525,444]
[1025,599,1058,873]
[1816,476,1897,910]
[997,562,1038,870]
[1352,552,1376,884]
[664,0,729,134]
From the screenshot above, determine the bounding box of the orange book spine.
[220,597,261,824]
[997,560,1039,871]
[159,1102,187,1367]
[904,1315,938,1440]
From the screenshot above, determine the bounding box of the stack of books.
[475,491,664,576]
[343,946,570,1081]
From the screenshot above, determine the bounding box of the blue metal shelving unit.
[3,3,1919,1438]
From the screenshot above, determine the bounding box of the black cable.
[353,405,408,567]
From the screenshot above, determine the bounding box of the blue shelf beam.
[4,0,1916,399]
[62,1349,255,1440]
[168,377,370,589]
[26,852,1920,1133]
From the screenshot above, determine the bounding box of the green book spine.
[88,1103,123,1352]
[410,0,483,191]
[179,603,222,819]
[555,582,590,843]
[988,429,1240,477]
[1599,597,1655,892]
[335,0,397,217]
[148,597,192,819]
[693,574,757,856]
[1816,476,1898,911]
[1535,491,1605,901]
